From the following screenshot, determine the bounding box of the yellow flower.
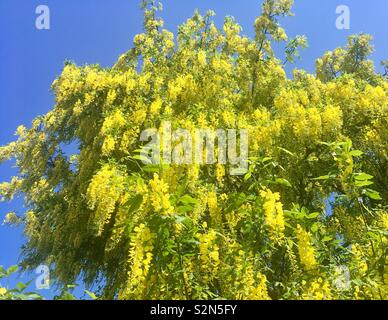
[168,74,196,102]
[246,270,271,300]
[197,50,207,67]
[379,212,388,230]
[233,251,271,300]
[352,244,368,275]
[322,105,343,134]
[149,174,174,215]
[296,225,317,272]
[198,229,219,280]
[260,188,285,242]
[207,191,221,224]
[150,98,162,115]
[302,277,332,300]
[123,223,154,298]
[106,89,117,105]
[86,164,126,235]
[102,110,126,133]
[3,211,20,225]
[222,111,235,126]
[216,164,225,184]
[0,287,7,295]
[101,136,116,156]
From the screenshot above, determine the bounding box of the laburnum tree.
[0,0,387,300]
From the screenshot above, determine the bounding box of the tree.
[0,0,387,300]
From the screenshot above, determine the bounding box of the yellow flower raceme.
[101,110,126,135]
[260,188,285,242]
[198,229,219,281]
[207,191,221,224]
[238,266,271,300]
[296,225,318,272]
[150,97,163,115]
[232,251,271,300]
[123,224,154,298]
[149,174,174,215]
[86,164,126,235]
[321,105,343,134]
[102,136,116,156]
[301,278,332,300]
[197,50,207,67]
[168,74,196,102]
[215,164,225,184]
[352,244,368,275]
[246,271,271,300]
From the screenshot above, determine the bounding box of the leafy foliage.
[0,265,42,301]
[0,265,98,300]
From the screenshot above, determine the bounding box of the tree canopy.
[0,0,387,300]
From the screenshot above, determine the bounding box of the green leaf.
[312,175,330,181]
[131,154,153,164]
[230,168,249,176]
[6,265,18,276]
[142,164,161,173]
[354,180,373,187]
[277,147,295,157]
[322,236,333,242]
[85,290,98,300]
[226,193,246,213]
[126,194,143,214]
[177,205,193,213]
[26,293,43,300]
[0,265,6,278]
[244,171,252,181]
[354,173,373,181]
[275,178,292,188]
[59,291,76,300]
[349,150,363,157]
[261,157,272,163]
[295,211,306,220]
[307,212,320,219]
[27,293,43,300]
[364,189,382,200]
[16,282,27,292]
[311,223,319,233]
[179,195,198,205]
[367,231,380,241]
[174,215,188,224]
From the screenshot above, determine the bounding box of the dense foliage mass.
[0,265,96,300]
[0,0,387,300]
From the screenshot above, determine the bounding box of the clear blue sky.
[0,0,387,298]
